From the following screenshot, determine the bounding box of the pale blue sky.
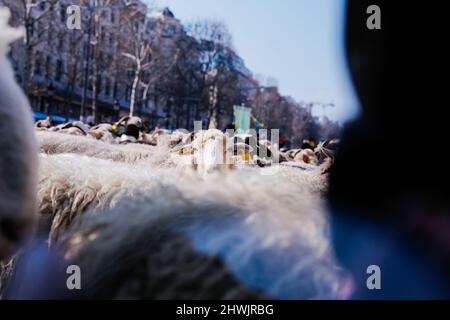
[156,0,359,123]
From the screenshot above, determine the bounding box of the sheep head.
[190,130,235,176]
[294,149,319,165]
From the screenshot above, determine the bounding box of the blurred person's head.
[327,1,450,299]
[329,0,447,220]
[0,8,38,261]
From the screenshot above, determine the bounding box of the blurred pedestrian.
[328,0,450,299]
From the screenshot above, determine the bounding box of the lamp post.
[113,99,120,121]
[80,4,94,122]
[45,81,55,115]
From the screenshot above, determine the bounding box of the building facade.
[1,0,255,130]
[1,0,185,124]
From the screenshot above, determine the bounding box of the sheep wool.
[43,153,347,299]
[36,130,171,167]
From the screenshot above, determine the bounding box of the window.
[64,36,69,49]
[105,80,110,97]
[113,81,118,98]
[55,60,63,81]
[55,35,61,48]
[35,56,41,76]
[97,75,102,92]
[125,85,131,100]
[78,72,84,88]
[48,28,53,45]
[45,56,51,77]
[60,6,66,23]
[38,21,45,39]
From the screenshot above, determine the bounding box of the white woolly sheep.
[171,129,266,177]
[37,153,170,244]
[37,150,329,243]
[56,164,345,299]
[36,130,170,166]
[33,129,342,299]
[1,5,344,299]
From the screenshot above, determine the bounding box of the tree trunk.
[23,16,33,97]
[208,108,218,129]
[208,85,218,129]
[92,54,98,123]
[186,103,191,130]
[165,99,172,129]
[129,67,140,117]
[175,100,181,129]
[91,11,100,124]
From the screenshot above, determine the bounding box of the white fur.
[60,166,344,299]
[36,152,344,299]
[36,130,171,167]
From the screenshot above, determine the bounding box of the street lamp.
[113,99,120,120]
[79,3,95,122]
[47,81,55,98]
[45,81,55,115]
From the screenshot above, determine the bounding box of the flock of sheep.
[0,7,348,300]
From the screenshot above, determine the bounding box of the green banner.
[234,106,252,133]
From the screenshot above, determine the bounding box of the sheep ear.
[172,143,193,154]
[183,144,193,154]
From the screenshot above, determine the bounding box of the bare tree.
[1,0,59,96]
[113,1,157,118]
[82,0,140,123]
[56,29,85,118]
[186,19,234,129]
[87,0,112,123]
[122,44,152,116]
[317,115,341,140]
